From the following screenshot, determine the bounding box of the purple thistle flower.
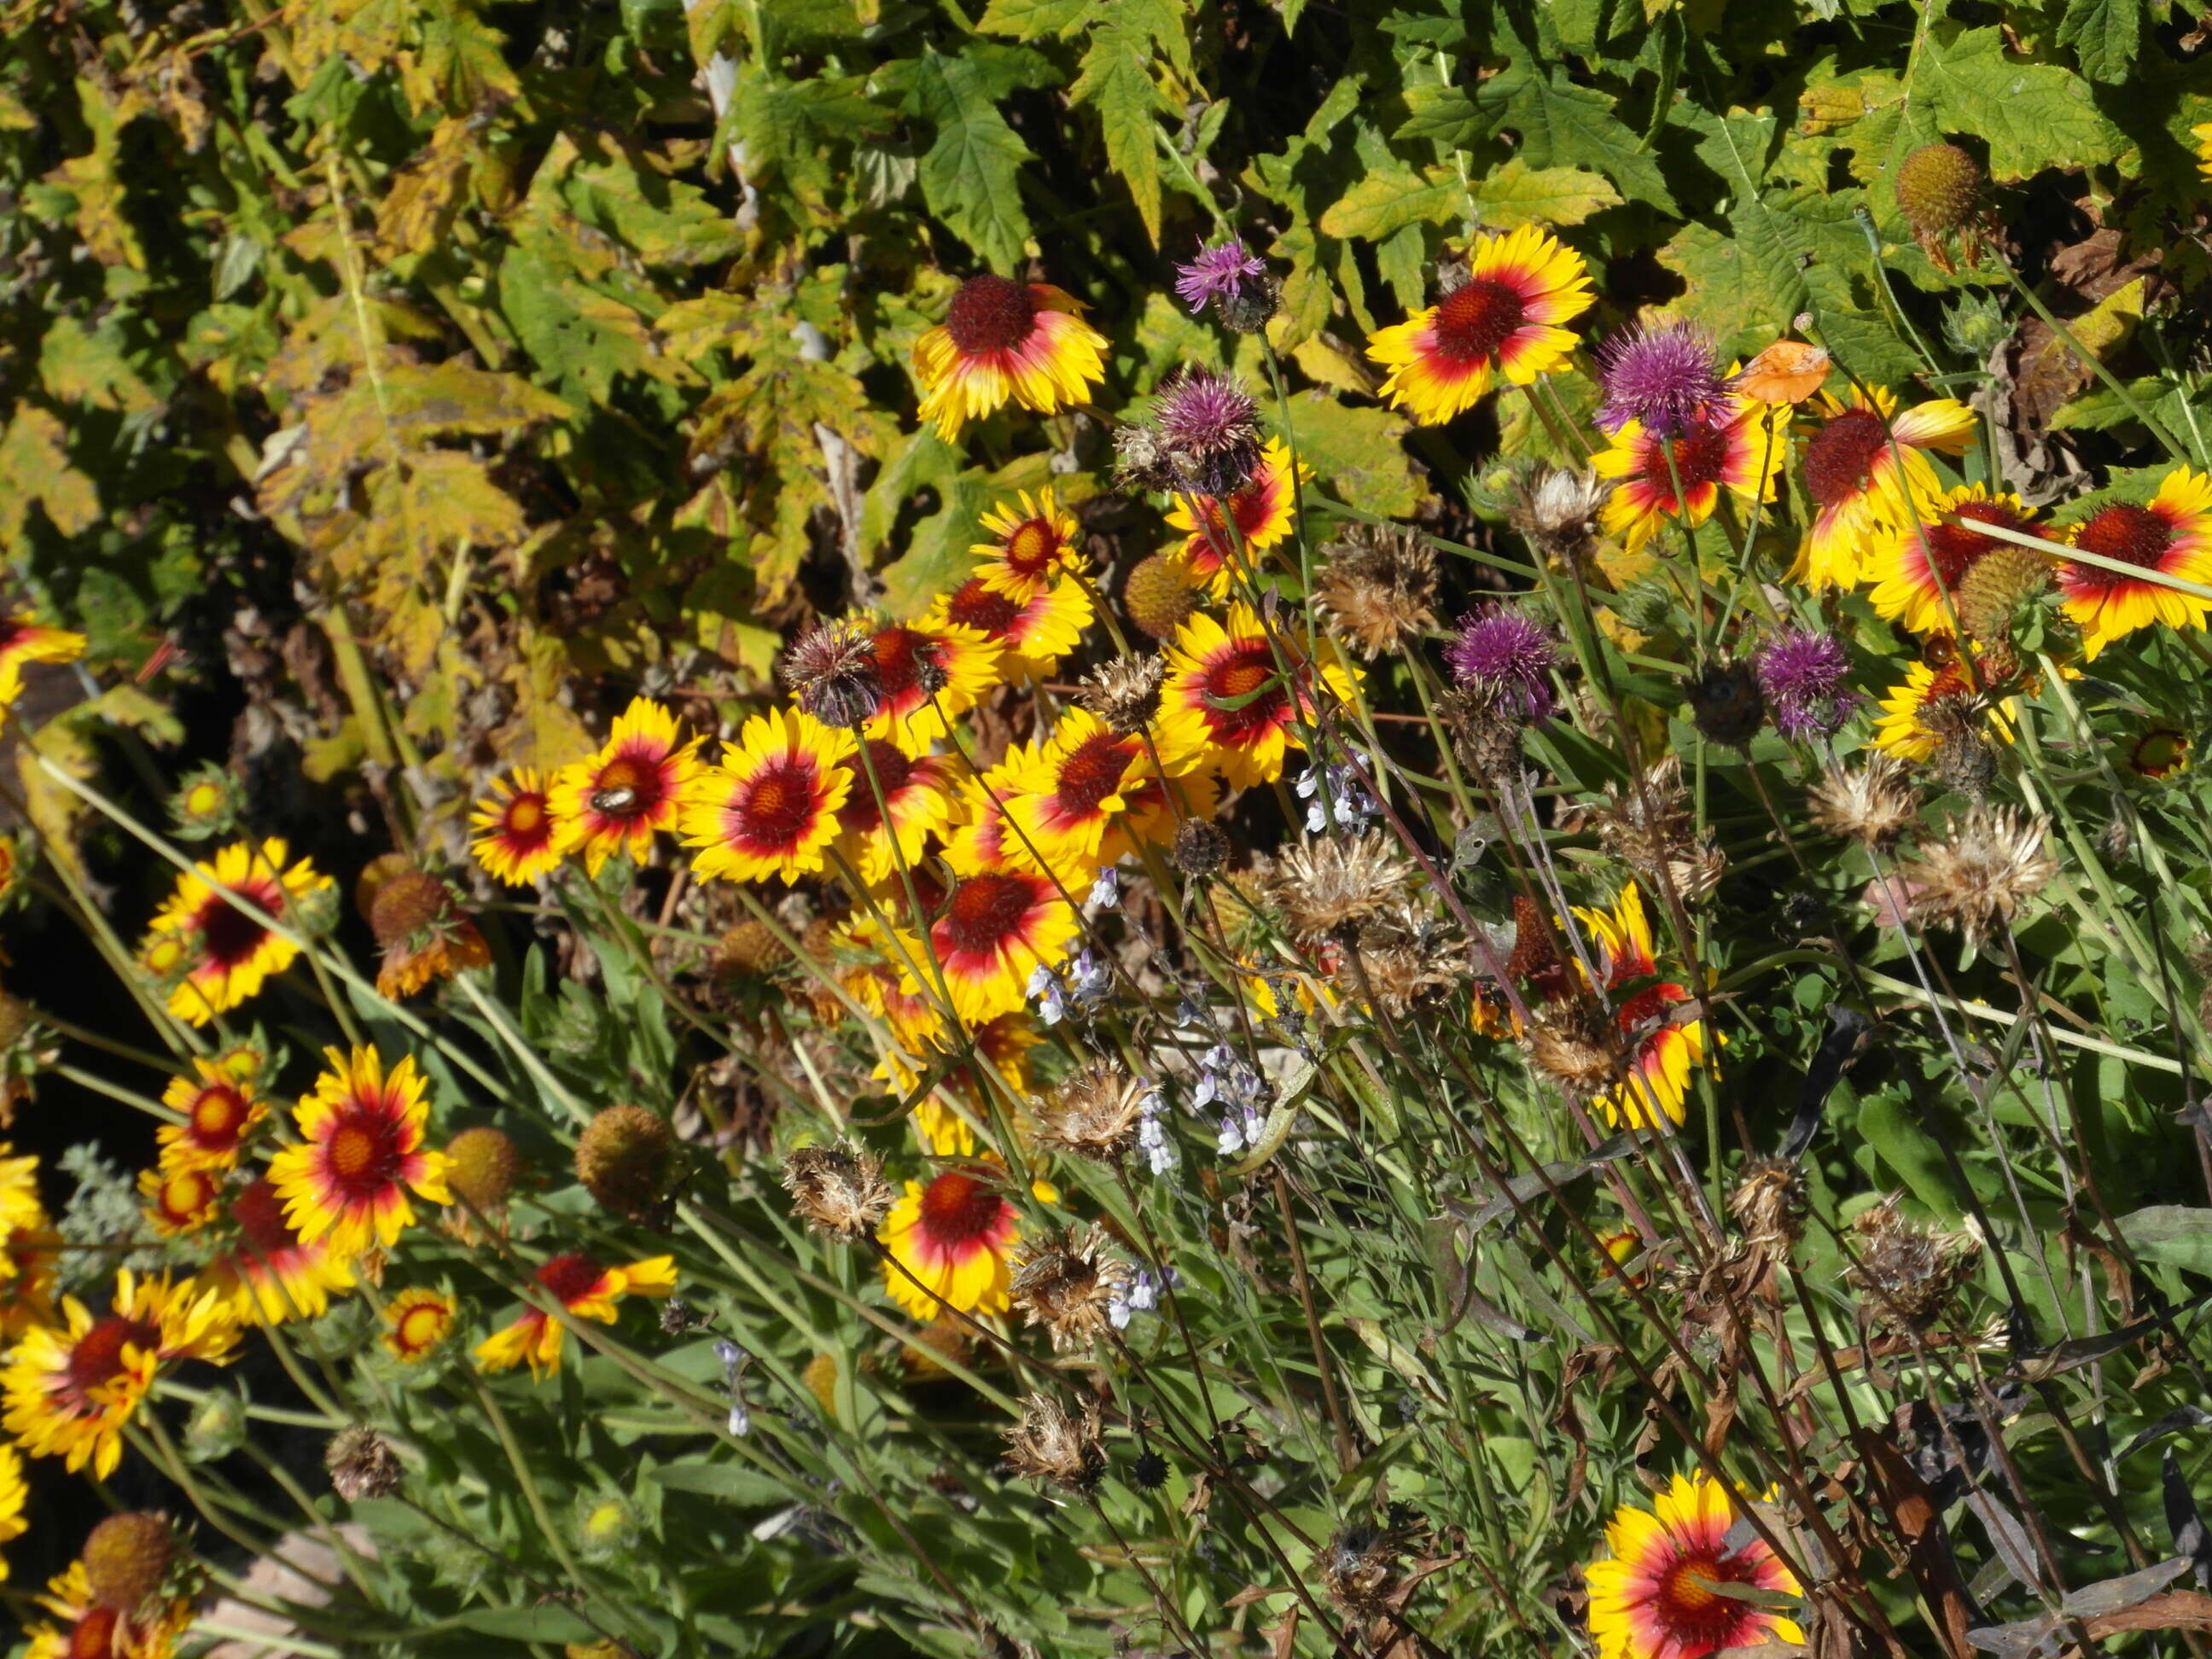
[1595,323,1729,439]
[1154,367,1262,496]
[1174,236,1268,315]
[1755,627,1859,741]
[1444,604,1557,722]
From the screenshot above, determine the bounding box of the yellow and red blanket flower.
[2,1269,237,1478]
[0,1440,22,1580]
[474,1251,677,1377]
[1573,884,1705,1130]
[201,1177,358,1327]
[0,1142,38,1237]
[381,1285,457,1363]
[1156,602,1359,789]
[26,1559,197,1659]
[1869,484,2037,637]
[863,619,1004,748]
[1165,437,1308,593]
[1871,651,2022,762]
[1592,398,1786,554]
[683,707,856,885]
[1790,386,1976,590]
[270,1046,451,1254]
[550,697,701,876]
[928,573,1092,675]
[905,869,1080,1027]
[2055,467,2212,660]
[831,734,961,886]
[881,1014,1039,1157]
[0,613,85,707]
[154,1051,265,1172]
[470,767,562,886]
[137,1163,222,1238]
[1586,1470,1803,1659]
[879,1161,1022,1318]
[941,741,1040,876]
[1001,708,1212,884]
[974,487,1085,602]
[1366,226,1595,426]
[912,276,1109,439]
[142,838,332,1027]
[0,1221,57,1340]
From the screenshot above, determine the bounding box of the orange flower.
[1366,228,1594,425]
[878,1163,1021,1318]
[268,1047,451,1254]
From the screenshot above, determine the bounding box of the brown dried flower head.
[1436,683,1525,780]
[1032,1060,1150,1163]
[1317,1519,1410,1614]
[1075,653,1167,736]
[1727,1155,1808,1251]
[1337,917,1460,1016]
[1169,818,1231,876]
[1808,754,1920,849]
[783,618,883,729]
[1580,757,1726,905]
[1901,805,2057,943]
[712,917,791,980]
[1002,1392,1106,1493]
[326,1424,402,1500]
[1313,523,1439,660]
[80,1511,180,1611]
[1525,996,1623,1100]
[1010,1225,1132,1353]
[575,1104,674,1221]
[781,1141,894,1242]
[1266,830,1415,947]
[1508,466,1610,564]
[1848,1196,1981,1331]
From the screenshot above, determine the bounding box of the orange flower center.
[231,1179,297,1255]
[1431,278,1526,364]
[1202,644,1287,742]
[1922,498,2028,588]
[324,1111,401,1197]
[67,1315,160,1392]
[917,1168,1004,1247]
[1053,734,1132,817]
[536,1251,605,1304]
[945,579,1022,637]
[1004,519,1061,576]
[505,795,546,835]
[160,1170,215,1220]
[191,1084,250,1144]
[2069,503,2174,590]
[193,878,282,970]
[1802,407,1889,506]
[67,1606,121,1659]
[398,1303,445,1352]
[736,760,819,848]
[942,874,1034,956]
[946,275,1036,354]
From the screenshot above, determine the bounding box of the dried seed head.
[1075,654,1167,736]
[1313,524,1439,660]
[1437,684,1528,781]
[575,1105,674,1221]
[1340,924,1459,1016]
[1113,424,1183,495]
[1169,818,1231,876]
[1809,755,1920,849]
[81,1511,180,1610]
[1953,544,2050,645]
[783,619,884,729]
[1508,467,1610,564]
[445,1126,520,1213]
[1580,756,1726,903]
[1686,660,1767,748]
[1895,143,1983,236]
[1935,728,1997,802]
[1525,997,1624,1100]
[326,1424,402,1500]
[1032,1061,1150,1163]
[1728,1156,1809,1251]
[1002,1393,1106,1493]
[1901,806,2057,944]
[1848,1196,1981,1330]
[712,917,791,980]
[1317,1521,1406,1614]
[1122,551,1203,641]
[1010,1225,1132,1353]
[367,870,451,948]
[1266,831,1415,947]
[780,1141,894,1242]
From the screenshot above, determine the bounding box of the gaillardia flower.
[2,1269,237,1477]
[912,275,1109,439]
[1790,387,1976,591]
[1592,396,1784,554]
[863,620,1004,747]
[911,870,1080,1027]
[26,1559,196,1659]
[831,735,960,886]
[381,1286,457,1363]
[683,708,857,884]
[1157,602,1358,789]
[1367,227,1595,425]
[470,768,562,885]
[928,574,1093,675]
[973,488,1083,602]
[156,1051,265,1171]
[1004,708,1215,884]
[550,698,702,876]
[1585,1471,1803,1659]
[878,1163,1021,1318]
[1574,884,1705,1130]
[202,1177,358,1326]
[474,1252,677,1377]
[269,1046,452,1254]
[138,1164,222,1238]
[1869,485,2038,637]
[0,1441,21,1580]
[1165,437,1306,593]
[0,613,85,706]
[1871,651,2019,762]
[2055,467,2212,660]
[0,1143,39,1238]
[143,839,333,1026]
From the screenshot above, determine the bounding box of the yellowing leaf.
[1469,160,1621,229]
[0,408,98,555]
[1317,166,1460,241]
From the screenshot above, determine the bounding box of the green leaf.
[1273,392,1422,519]
[451,1606,601,1643]
[2058,0,2140,84]
[1477,65,1677,214]
[901,49,1036,271]
[1919,26,2124,179]
[646,1458,800,1505]
[975,0,1091,35]
[1070,0,1184,244]
[2115,1207,2212,1274]
[1317,166,1461,241]
[1394,83,1488,148]
[1469,159,1621,228]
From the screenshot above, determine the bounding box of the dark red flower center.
[1922,499,2028,588]
[591,754,663,819]
[536,1251,605,1304]
[0,620,25,655]
[67,1607,121,1659]
[191,1084,250,1146]
[944,579,1023,637]
[2133,728,2189,777]
[736,760,819,849]
[839,741,914,835]
[1053,734,1132,817]
[946,276,1037,355]
[1202,644,1287,742]
[231,1178,298,1255]
[1653,1548,1769,1655]
[1431,278,1526,364]
[325,1109,402,1196]
[871,626,942,699]
[2069,503,2173,590]
[67,1315,160,1392]
[917,1168,1004,1246]
[1652,427,1732,498]
[1802,408,1889,507]
[194,877,282,969]
[942,873,1034,956]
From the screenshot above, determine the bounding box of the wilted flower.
[1509,466,1611,565]
[1755,628,1857,742]
[1728,1156,1808,1251]
[1002,1392,1106,1492]
[1848,1196,1981,1330]
[782,618,883,730]
[1152,368,1263,497]
[1686,661,1767,748]
[1010,1225,1132,1353]
[1595,323,1728,439]
[1444,604,1557,721]
[1075,653,1166,735]
[1266,831,1413,946]
[1033,1060,1150,1162]
[1525,996,1623,1101]
[1170,818,1230,876]
[1901,806,2057,943]
[1809,755,1919,849]
[1313,523,1439,659]
[1174,235,1269,316]
[1580,757,1725,905]
[574,1104,674,1223]
[80,1511,180,1611]
[1318,1519,1409,1614]
[326,1424,402,1500]
[781,1142,894,1242]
